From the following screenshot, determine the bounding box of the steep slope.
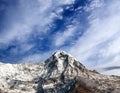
[0,51,120,93]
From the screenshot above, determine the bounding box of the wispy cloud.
[69,0,120,75]
[0,0,75,62]
[0,0,75,44]
[54,25,77,47]
[20,52,52,63]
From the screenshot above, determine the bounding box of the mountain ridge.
[0,50,120,93]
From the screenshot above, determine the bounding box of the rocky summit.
[0,51,120,93]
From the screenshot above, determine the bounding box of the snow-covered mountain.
[0,51,120,93]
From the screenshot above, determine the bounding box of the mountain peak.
[53,50,72,59]
[54,50,67,54]
[50,50,78,64]
[43,50,87,79]
[53,50,77,58]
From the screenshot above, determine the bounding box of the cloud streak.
[0,0,76,62]
[69,0,120,75]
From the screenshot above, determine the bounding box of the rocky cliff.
[0,51,120,93]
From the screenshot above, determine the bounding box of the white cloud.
[54,25,77,47]
[0,0,75,58]
[68,0,120,75]
[19,50,54,63]
[0,0,75,44]
[20,54,46,63]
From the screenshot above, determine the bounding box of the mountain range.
[0,51,120,93]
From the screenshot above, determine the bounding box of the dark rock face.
[0,51,120,93]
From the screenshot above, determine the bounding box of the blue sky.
[0,0,120,75]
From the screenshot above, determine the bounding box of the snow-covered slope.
[0,51,120,93]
